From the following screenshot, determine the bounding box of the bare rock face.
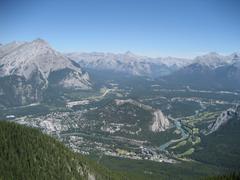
[115,99,170,132]
[208,107,237,134]
[151,110,170,132]
[58,71,91,90]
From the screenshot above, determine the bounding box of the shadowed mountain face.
[0,39,91,106]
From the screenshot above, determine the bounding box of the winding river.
[159,116,189,151]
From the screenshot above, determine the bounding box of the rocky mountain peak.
[0,39,91,106]
[33,38,48,43]
[31,38,51,48]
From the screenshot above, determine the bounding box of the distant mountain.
[193,52,233,68]
[162,53,240,90]
[0,39,91,106]
[66,52,191,77]
[0,121,124,180]
[67,51,240,90]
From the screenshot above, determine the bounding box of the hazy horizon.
[1,38,239,59]
[1,0,240,58]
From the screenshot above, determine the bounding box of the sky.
[0,0,240,58]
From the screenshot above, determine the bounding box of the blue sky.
[0,0,239,58]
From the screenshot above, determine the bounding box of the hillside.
[192,115,240,169]
[0,121,124,180]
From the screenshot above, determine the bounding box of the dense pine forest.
[0,121,125,180]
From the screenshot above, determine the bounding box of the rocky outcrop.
[115,99,170,132]
[151,110,170,132]
[208,105,240,134]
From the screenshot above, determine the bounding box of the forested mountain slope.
[0,121,125,180]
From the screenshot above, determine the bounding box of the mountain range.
[0,38,239,106]
[66,51,239,76]
[163,53,240,90]
[67,50,240,90]
[66,51,192,77]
